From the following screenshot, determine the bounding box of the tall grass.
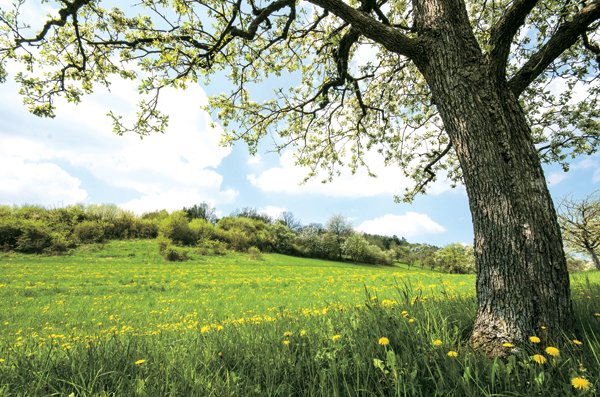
[0,241,598,396]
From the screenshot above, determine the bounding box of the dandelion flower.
[433,339,443,347]
[0,358,5,364]
[200,326,210,333]
[532,354,546,364]
[300,329,307,337]
[572,339,583,346]
[529,336,541,344]
[282,339,290,346]
[502,342,514,348]
[545,346,560,357]
[447,350,458,358]
[378,337,390,346]
[283,331,292,337]
[134,359,146,365]
[332,334,342,342]
[571,377,592,391]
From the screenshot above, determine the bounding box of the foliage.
[159,211,197,246]
[433,244,476,274]
[183,202,217,224]
[73,220,107,243]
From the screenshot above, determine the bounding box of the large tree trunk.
[413,0,574,356]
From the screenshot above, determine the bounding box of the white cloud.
[356,213,446,238]
[547,171,568,186]
[248,151,458,198]
[0,71,235,211]
[259,205,286,219]
[0,157,87,206]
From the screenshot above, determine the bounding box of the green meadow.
[1,240,599,396]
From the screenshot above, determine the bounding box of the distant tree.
[183,202,217,224]
[558,192,600,270]
[325,215,353,260]
[433,243,476,274]
[342,234,371,263]
[279,211,301,231]
[233,207,272,224]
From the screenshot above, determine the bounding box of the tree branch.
[307,0,423,60]
[487,0,539,79]
[509,0,600,97]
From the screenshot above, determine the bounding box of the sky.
[1,2,599,247]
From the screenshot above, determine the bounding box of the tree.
[1,0,599,355]
[558,192,600,270]
[279,211,302,231]
[183,202,217,224]
[325,214,353,259]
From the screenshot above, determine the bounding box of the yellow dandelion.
[134,359,146,365]
[378,337,390,346]
[0,358,5,364]
[572,339,583,346]
[200,326,210,333]
[401,310,409,318]
[529,336,541,344]
[282,339,290,346]
[300,329,307,337]
[283,331,292,337]
[502,342,514,348]
[571,377,592,391]
[216,325,224,331]
[408,318,415,324]
[332,334,342,342]
[594,313,600,317]
[433,339,443,347]
[545,346,560,357]
[447,350,458,358]
[532,354,546,364]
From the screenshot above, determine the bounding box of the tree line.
[2,199,596,273]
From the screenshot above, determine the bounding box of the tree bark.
[413,0,574,356]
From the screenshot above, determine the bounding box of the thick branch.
[509,0,600,97]
[487,0,539,79]
[307,0,423,60]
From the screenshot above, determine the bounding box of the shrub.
[74,220,107,243]
[160,211,196,245]
[15,220,53,253]
[157,236,190,261]
[196,239,228,256]
[247,246,262,260]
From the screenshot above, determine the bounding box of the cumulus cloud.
[356,213,446,238]
[0,157,87,206]
[259,205,286,219]
[0,71,235,211]
[248,151,458,198]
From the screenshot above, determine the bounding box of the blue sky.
[1,2,599,246]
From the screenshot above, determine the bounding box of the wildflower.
[408,318,415,324]
[0,358,5,364]
[282,339,290,346]
[532,354,546,364]
[332,334,342,342]
[433,339,443,347]
[283,331,292,337]
[447,350,458,358]
[572,339,583,346]
[200,326,210,333]
[502,342,514,348]
[134,359,146,365]
[216,325,223,331]
[545,346,560,357]
[401,310,409,317]
[378,337,390,346]
[594,313,600,318]
[571,377,592,391]
[529,336,541,344]
[300,329,307,337]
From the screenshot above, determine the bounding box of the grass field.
[1,240,599,396]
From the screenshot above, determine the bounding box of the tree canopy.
[1,0,598,199]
